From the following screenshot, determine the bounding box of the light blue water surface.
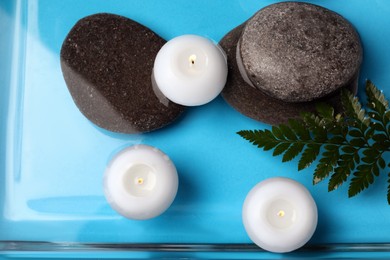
[1,0,390,246]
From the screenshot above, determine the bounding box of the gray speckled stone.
[220,24,358,125]
[239,2,362,102]
[61,13,185,134]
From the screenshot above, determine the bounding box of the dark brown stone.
[61,13,185,134]
[220,24,358,125]
[239,2,362,102]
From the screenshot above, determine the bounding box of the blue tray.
[1,0,390,258]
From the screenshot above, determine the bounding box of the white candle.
[103,144,178,220]
[153,35,228,106]
[242,177,317,253]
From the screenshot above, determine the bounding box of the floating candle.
[153,35,228,106]
[242,177,318,253]
[103,145,178,220]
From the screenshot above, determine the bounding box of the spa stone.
[61,13,185,134]
[239,2,362,102]
[220,24,358,125]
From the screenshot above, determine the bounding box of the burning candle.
[153,35,228,106]
[242,177,318,253]
[104,144,178,220]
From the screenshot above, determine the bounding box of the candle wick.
[137,178,144,185]
[277,210,285,217]
[189,54,197,66]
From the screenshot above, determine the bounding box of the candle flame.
[189,54,196,65]
[277,210,285,217]
[137,178,144,185]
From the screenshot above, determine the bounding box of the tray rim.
[2,241,390,259]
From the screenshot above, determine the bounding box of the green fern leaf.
[298,144,320,171]
[378,157,386,169]
[282,142,304,162]
[328,165,351,191]
[238,81,390,204]
[237,130,270,148]
[316,103,334,119]
[288,119,311,140]
[366,80,389,115]
[279,124,297,140]
[313,160,333,185]
[313,147,339,185]
[273,142,291,156]
[301,112,320,130]
[348,164,375,197]
[341,89,370,128]
[388,172,390,205]
[271,126,284,140]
